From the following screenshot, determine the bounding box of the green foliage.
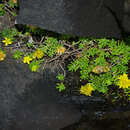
[13,50,23,59]
[0,4,6,16]
[68,56,91,80]
[97,38,111,48]
[78,38,93,49]
[68,38,130,96]
[68,59,80,72]
[72,41,80,46]
[0,0,18,16]
[56,83,66,92]
[112,64,128,75]
[1,28,19,39]
[79,37,91,43]
[9,0,18,8]
[87,48,99,57]
[29,61,40,72]
[26,42,34,48]
[94,56,107,66]
[40,37,61,57]
[56,74,64,81]
[89,73,113,93]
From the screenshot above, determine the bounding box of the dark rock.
[62,117,130,130]
[124,0,130,14]
[123,0,130,33]
[123,15,130,33]
[0,57,81,130]
[0,14,13,30]
[16,0,124,38]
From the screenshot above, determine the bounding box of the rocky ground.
[0,1,130,129]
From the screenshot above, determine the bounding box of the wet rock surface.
[16,0,125,38]
[0,56,81,130]
[0,55,130,130]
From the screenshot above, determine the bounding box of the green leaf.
[68,59,80,72]
[94,56,107,66]
[89,73,113,93]
[56,83,66,92]
[13,50,23,59]
[29,61,40,72]
[87,48,99,57]
[97,38,110,48]
[56,74,64,81]
[42,37,62,57]
[27,42,34,48]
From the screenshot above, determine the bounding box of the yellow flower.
[32,49,44,59]
[117,74,130,89]
[56,46,66,55]
[0,50,6,61]
[2,37,13,46]
[23,56,32,64]
[80,83,94,96]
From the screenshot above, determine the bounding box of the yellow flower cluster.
[2,37,13,46]
[23,56,32,64]
[0,50,6,61]
[56,46,66,55]
[80,83,94,96]
[23,50,44,65]
[32,49,44,59]
[117,74,130,89]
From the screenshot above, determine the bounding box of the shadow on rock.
[0,57,81,130]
